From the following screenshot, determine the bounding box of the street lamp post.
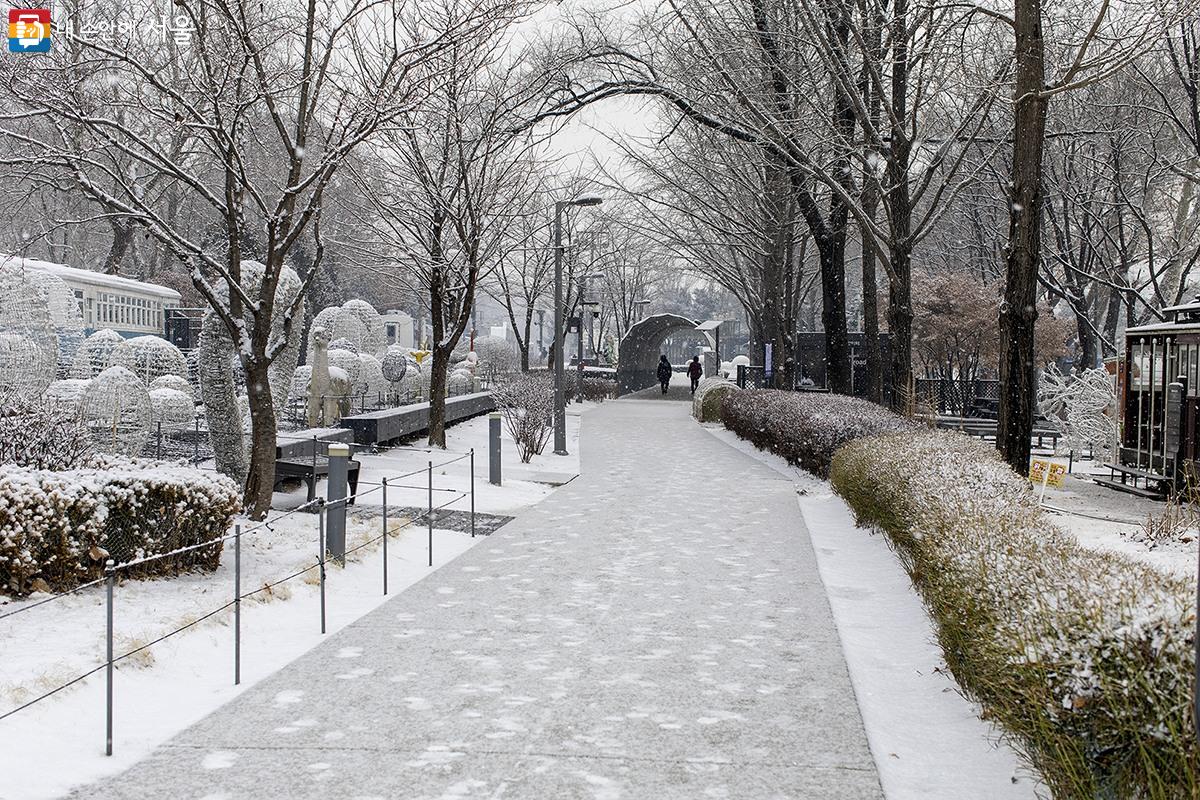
[554,197,602,456]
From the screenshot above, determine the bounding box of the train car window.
[1185,345,1195,398]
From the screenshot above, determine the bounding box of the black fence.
[914,378,1001,417]
[735,364,831,393]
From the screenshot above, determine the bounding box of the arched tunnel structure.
[616,313,715,396]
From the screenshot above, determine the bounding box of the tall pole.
[553,201,568,455]
[577,276,586,404]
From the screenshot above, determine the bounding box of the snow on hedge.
[0,458,240,596]
[830,430,1196,797]
[721,389,918,477]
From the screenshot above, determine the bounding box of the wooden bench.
[1097,461,1171,499]
[275,456,361,504]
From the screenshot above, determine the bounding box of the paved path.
[76,399,883,800]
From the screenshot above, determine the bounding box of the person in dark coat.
[656,355,672,393]
[687,355,703,394]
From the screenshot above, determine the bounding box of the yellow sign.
[1029,458,1066,489]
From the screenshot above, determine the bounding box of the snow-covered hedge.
[721,389,918,477]
[0,459,240,596]
[830,430,1196,798]
[692,378,738,422]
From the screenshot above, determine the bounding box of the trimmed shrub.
[579,377,615,402]
[692,378,738,422]
[830,430,1197,799]
[721,389,918,477]
[0,459,241,596]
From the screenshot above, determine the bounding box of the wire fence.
[0,447,480,757]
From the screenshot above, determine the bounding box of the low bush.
[578,377,616,403]
[831,430,1197,799]
[493,373,554,463]
[0,459,240,596]
[692,378,738,422]
[720,389,918,477]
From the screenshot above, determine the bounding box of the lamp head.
[572,196,603,207]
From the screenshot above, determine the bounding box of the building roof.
[5,255,182,301]
[1125,322,1200,337]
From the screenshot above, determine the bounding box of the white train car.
[17,257,182,338]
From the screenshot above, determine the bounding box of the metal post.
[382,477,389,595]
[427,460,434,567]
[318,502,327,635]
[577,278,586,405]
[1150,339,1158,469]
[105,559,115,756]
[470,448,476,538]
[1137,339,1145,463]
[193,417,200,464]
[156,421,163,459]
[234,524,241,685]
[489,412,502,486]
[326,443,350,563]
[553,201,568,455]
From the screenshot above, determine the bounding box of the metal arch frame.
[615,313,715,396]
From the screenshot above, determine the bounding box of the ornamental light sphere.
[82,366,152,456]
[149,374,194,400]
[357,353,387,402]
[0,260,58,401]
[327,348,362,396]
[72,329,130,379]
[44,378,90,412]
[380,345,409,383]
[340,299,384,354]
[148,387,195,432]
[116,335,189,385]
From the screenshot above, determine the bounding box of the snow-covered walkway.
[72,398,883,799]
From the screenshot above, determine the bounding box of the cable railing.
[0,448,480,757]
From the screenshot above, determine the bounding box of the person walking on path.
[656,355,672,394]
[687,355,703,395]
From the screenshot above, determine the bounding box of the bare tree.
[0,0,464,516]
[348,0,560,446]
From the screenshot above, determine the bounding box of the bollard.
[382,477,389,596]
[105,559,115,756]
[470,448,476,538]
[326,443,350,563]
[234,524,241,685]
[427,460,434,567]
[489,412,502,486]
[318,502,327,635]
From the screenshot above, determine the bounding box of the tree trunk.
[104,221,135,275]
[520,307,534,372]
[242,359,278,520]
[427,348,450,448]
[860,202,882,403]
[821,0,855,395]
[997,0,1048,474]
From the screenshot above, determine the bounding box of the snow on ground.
[0,408,586,800]
[702,424,1042,800]
[1040,468,1198,579]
